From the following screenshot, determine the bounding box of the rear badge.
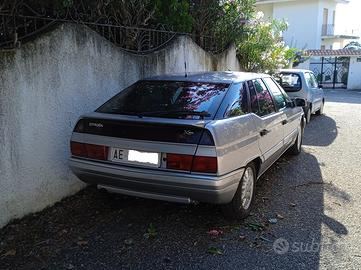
[89,122,103,128]
[184,130,194,136]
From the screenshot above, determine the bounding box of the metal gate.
[310,57,350,89]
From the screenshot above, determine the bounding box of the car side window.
[248,79,276,117]
[305,72,318,88]
[310,72,319,88]
[225,83,249,118]
[248,81,259,113]
[263,77,287,110]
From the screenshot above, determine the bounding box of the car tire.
[221,162,256,220]
[305,105,312,124]
[316,101,324,115]
[289,122,303,155]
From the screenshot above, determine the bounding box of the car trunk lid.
[70,112,216,173]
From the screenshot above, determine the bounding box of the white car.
[276,69,325,123]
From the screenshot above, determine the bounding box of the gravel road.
[1,89,361,270]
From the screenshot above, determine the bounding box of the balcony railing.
[322,24,335,36]
[322,24,360,37]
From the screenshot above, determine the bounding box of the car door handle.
[260,129,270,136]
[282,120,288,125]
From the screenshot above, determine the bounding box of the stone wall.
[0,23,240,227]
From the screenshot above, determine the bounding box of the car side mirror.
[286,101,295,108]
[294,98,306,107]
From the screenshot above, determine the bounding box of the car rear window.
[276,73,302,92]
[96,80,230,119]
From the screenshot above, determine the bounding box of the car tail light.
[166,154,193,171]
[192,156,217,173]
[166,153,217,173]
[70,141,86,157]
[85,144,108,160]
[70,141,108,160]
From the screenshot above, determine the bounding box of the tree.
[191,0,297,73]
[213,0,253,48]
[154,0,193,32]
[344,41,361,50]
[1,0,297,68]
[237,14,296,73]
[188,0,253,49]
[190,0,220,36]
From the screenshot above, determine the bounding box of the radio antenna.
[183,38,188,77]
[184,61,188,77]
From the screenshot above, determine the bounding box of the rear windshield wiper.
[100,110,144,117]
[137,110,211,119]
[101,109,211,119]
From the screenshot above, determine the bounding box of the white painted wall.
[256,0,322,49]
[337,0,361,42]
[347,56,361,89]
[257,3,274,20]
[319,0,347,49]
[273,0,322,49]
[321,38,350,50]
[0,23,240,228]
[256,0,353,50]
[322,38,340,49]
[319,0,336,30]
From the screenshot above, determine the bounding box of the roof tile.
[305,49,361,56]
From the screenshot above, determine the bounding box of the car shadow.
[303,114,338,147]
[0,150,349,269]
[251,150,348,268]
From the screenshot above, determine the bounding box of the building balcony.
[322,24,360,39]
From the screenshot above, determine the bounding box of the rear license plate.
[109,148,160,167]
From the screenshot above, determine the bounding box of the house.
[255,0,360,50]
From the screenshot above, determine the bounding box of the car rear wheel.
[221,162,256,220]
[289,122,303,155]
[316,101,324,115]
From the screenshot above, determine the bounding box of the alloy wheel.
[240,167,255,210]
[306,108,311,123]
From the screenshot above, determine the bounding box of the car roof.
[279,68,312,74]
[144,71,270,84]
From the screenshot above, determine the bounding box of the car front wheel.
[305,105,312,124]
[316,101,324,115]
[221,162,256,220]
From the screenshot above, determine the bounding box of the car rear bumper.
[69,157,243,204]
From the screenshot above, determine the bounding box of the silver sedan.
[69,72,305,219]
